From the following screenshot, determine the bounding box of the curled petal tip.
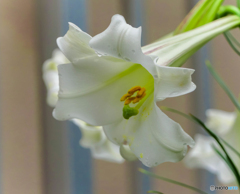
[111,14,126,23]
[68,22,82,31]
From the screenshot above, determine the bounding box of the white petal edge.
[103,97,194,167]
[89,14,158,78]
[72,119,124,163]
[155,66,196,100]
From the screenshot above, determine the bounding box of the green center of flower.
[120,86,147,119]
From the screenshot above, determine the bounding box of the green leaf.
[206,61,240,112]
[223,32,240,56]
[238,0,240,9]
[212,144,237,175]
[139,168,209,194]
[189,114,240,186]
[162,106,240,158]
[220,137,240,158]
[162,106,240,186]
[226,31,240,48]
[148,191,164,194]
[161,106,193,121]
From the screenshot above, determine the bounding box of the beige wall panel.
[145,0,186,43]
[88,0,123,36]
[88,1,131,194]
[0,0,45,194]
[146,1,199,193]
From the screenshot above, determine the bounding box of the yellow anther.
[139,92,146,100]
[132,92,146,104]
[132,97,141,104]
[124,97,135,105]
[120,93,132,101]
[128,86,141,95]
[137,87,146,97]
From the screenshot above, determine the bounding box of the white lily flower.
[205,109,236,135]
[53,15,198,167]
[184,134,234,184]
[43,49,124,163]
[53,15,240,167]
[72,119,124,163]
[42,49,69,107]
[185,109,240,183]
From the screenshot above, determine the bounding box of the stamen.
[124,97,135,105]
[132,92,146,104]
[137,87,146,97]
[120,93,132,101]
[132,98,140,104]
[128,86,141,95]
[139,92,146,100]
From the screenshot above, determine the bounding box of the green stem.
[218,5,240,17]
[237,0,240,9]
[220,137,240,158]
[224,32,240,56]
[139,168,209,194]
[206,61,240,112]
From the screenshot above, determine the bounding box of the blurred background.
[0,0,239,193]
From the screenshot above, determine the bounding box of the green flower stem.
[139,168,209,194]
[206,61,240,112]
[218,5,240,17]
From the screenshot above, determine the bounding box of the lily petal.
[205,109,236,135]
[57,23,95,62]
[72,119,124,163]
[155,66,196,100]
[104,97,194,167]
[53,61,152,125]
[54,23,152,125]
[91,140,124,163]
[89,14,157,77]
[120,144,138,161]
[72,119,105,147]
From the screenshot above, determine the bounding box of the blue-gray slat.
[60,0,92,193]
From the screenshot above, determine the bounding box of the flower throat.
[120,86,147,119]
